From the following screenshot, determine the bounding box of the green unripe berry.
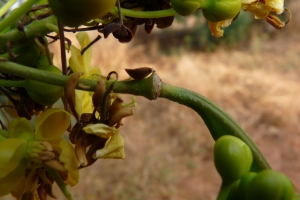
[201,0,241,22]
[48,0,117,27]
[170,0,201,16]
[25,65,63,106]
[214,135,253,185]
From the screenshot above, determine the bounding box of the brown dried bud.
[125,67,153,80]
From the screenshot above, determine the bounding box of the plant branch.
[0,60,271,171]
[0,0,39,32]
[0,15,57,52]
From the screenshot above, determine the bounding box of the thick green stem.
[110,6,177,18]
[159,83,271,171]
[0,79,25,87]
[0,15,57,52]
[0,60,271,171]
[0,0,39,32]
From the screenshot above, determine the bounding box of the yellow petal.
[242,2,271,18]
[69,45,85,74]
[76,32,92,70]
[0,139,27,179]
[8,118,34,141]
[35,108,70,146]
[75,90,94,117]
[93,130,125,159]
[242,0,284,18]
[83,123,117,138]
[0,161,26,196]
[209,19,233,38]
[59,139,79,186]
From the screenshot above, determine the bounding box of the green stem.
[0,79,25,87]
[0,0,17,18]
[45,167,73,200]
[0,15,57,52]
[111,7,177,18]
[0,0,39,32]
[159,83,271,171]
[0,60,271,171]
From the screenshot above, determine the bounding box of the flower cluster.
[0,32,136,200]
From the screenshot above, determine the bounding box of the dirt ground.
[3,1,300,199]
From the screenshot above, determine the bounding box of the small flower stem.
[0,60,271,171]
[0,0,39,32]
[111,7,177,18]
[45,167,73,200]
[0,0,17,18]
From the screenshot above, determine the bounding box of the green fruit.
[201,0,241,22]
[170,0,201,16]
[0,42,41,67]
[238,172,257,199]
[25,65,63,106]
[48,0,117,27]
[245,170,295,200]
[214,135,253,184]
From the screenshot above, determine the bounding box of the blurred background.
[2,0,300,199]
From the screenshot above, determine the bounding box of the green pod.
[245,170,295,200]
[214,135,253,185]
[201,0,241,22]
[24,65,63,106]
[170,0,201,16]
[48,0,117,27]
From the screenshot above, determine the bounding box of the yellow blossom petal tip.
[93,130,125,159]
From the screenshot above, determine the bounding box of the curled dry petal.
[266,14,285,29]
[43,160,67,173]
[75,138,88,167]
[66,72,84,121]
[109,96,124,117]
[209,19,233,38]
[92,79,106,110]
[108,107,134,127]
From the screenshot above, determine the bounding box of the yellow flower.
[0,108,79,198]
[69,32,102,117]
[83,124,125,159]
[242,0,284,19]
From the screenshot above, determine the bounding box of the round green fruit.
[170,0,201,16]
[245,170,295,200]
[201,0,241,22]
[25,65,63,106]
[214,135,253,184]
[48,0,117,27]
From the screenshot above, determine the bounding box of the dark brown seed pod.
[125,67,153,80]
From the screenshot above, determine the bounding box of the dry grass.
[3,1,300,199]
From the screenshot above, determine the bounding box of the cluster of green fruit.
[214,135,295,200]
